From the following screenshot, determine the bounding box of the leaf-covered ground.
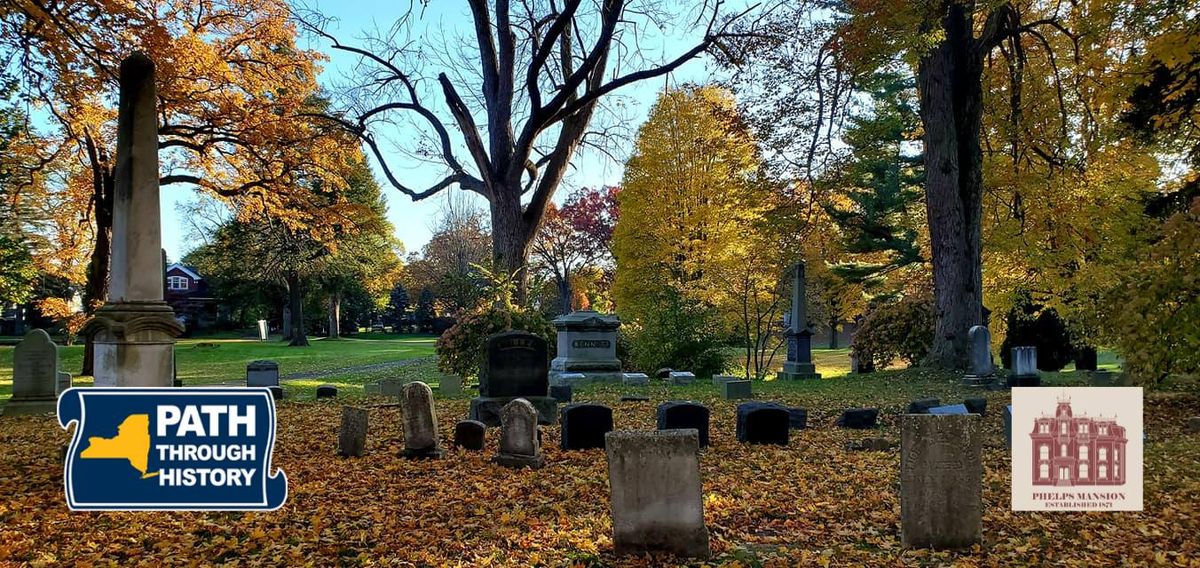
[2,371,1198,566]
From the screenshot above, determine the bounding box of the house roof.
[166,263,203,280]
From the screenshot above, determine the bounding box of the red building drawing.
[1030,396,1127,486]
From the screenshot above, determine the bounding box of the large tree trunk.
[917,3,986,370]
[80,134,114,377]
[491,189,532,302]
[557,275,572,315]
[286,272,309,347]
[328,291,341,339]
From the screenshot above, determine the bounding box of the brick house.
[164,263,217,332]
[1030,397,1128,486]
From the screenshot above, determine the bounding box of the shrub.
[622,289,726,378]
[436,304,555,379]
[850,291,935,370]
[999,294,1073,371]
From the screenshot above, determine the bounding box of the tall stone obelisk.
[777,262,820,380]
[82,52,183,387]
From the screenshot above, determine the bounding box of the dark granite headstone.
[963,398,987,416]
[786,407,808,430]
[907,398,941,414]
[454,419,486,451]
[550,384,573,403]
[560,403,614,450]
[656,401,710,448]
[481,331,549,397]
[721,380,752,400]
[267,385,283,401]
[836,408,879,429]
[736,402,789,445]
[316,385,338,399]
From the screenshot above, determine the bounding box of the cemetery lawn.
[0,333,438,401]
[2,361,1198,566]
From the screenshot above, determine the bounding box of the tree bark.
[917,2,986,370]
[287,272,309,347]
[328,291,341,339]
[81,133,114,377]
[829,322,838,350]
[490,187,533,301]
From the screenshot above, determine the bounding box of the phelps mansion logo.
[1011,387,1143,511]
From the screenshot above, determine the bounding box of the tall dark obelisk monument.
[777,262,820,380]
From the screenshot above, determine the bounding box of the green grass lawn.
[0,333,437,401]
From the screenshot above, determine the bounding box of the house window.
[1040,464,1049,479]
[1061,443,1067,457]
[1099,464,1107,478]
[1079,446,1088,460]
[168,276,188,290]
[1099,447,1107,460]
[1060,422,1067,434]
[1040,423,1049,434]
[1078,424,1087,434]
[1039,445,1049,460]
[1079,463,1088,478]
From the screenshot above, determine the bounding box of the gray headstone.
[56,371,73,395]
[3,329,59,416]
[379,378,411,398]
[400,381,442,458]
[669,371,695,385]
[900,414,982,549]
[493,398,544,469]
[439,374,462,397]
[927,404,969,415]
[712,374,738,386]
[621,373,649,386]
[606,429,711,559]
[967,326,993,376]
[550,310,622,383]
[1012,346,1038,377]
[1187,417,1200,434]
[337,406,368,457]
[364,382,382,395]
[246,360,279,387]
[721,380,752,400]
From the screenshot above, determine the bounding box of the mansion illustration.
[1030,397,1128,486]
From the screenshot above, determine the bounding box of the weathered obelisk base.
[777,262,820,380]
[82,52,182,387]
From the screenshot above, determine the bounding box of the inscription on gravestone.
[3,329,59,416]
[337,406,368,457]
[900,414,982,549]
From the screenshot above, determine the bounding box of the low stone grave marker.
[550,384,573,403]
[494,398,545,469]
[721,380,752,400]
[657,401,710,448]
[1089,370,1113,386]
[927,404,969,415]
[56,371,72,395]
[1009,346,1040,386]
[669,371,695,385]
[900,414,982,549]
[736,402,789,445]
[245,360,279,387]
[400,382,442,459]
[3,329,59,416]
[1185,416,1199,434]
[963,398,987,416]
[364,383,382,395]
[654,368,673,379]
[786,407,808,430]
[552,372,587,386]
[605,429,711,559]
[440,374,462,396]
[711,374,738,386]
[454,420,486,451]
[337,406,368,457]
[907,398,941,414]
[619,395,650,402]
[267,386,283,401]
[846,437,892,452]
[621,373,649,386]
[836,408,879,429]
[316,385,338,399]
[560,403,614,450]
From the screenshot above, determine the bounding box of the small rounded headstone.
[454,420,487,451]
[316,385,338,399]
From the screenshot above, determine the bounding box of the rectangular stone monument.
[550,310,622,383]
[551,372,586,387]
[439,374,462,396]
[669,371,695,385]
[1009,346,1040,386]
[471,331,557,426]
[777,262,820,380]
[712,374,738,386]
[900,414,982,549]
[245,360,280,387]
[2,329,59,416]
[721,380,752,400]
[337,406,368,457]
[961,325,996,387]
[56,371,73,396]
[622,373,649,386]
[81,53,183,387]
[400,382,442,458]
[605,429,711,559]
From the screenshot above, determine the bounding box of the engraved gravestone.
[493,398,544,469]
[471,331,557,426]
[337,406,368,457]
[961,325,996,386]
[550,310,622,384]
[56,371,73,395]
[245,360,279,387]
[400,381,442,458]
[1009,346,1040,386]
[3,329,59,416]
[900,414,982,549]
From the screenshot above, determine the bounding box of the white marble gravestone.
[3,329,59,416]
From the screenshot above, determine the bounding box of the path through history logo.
[1010,387,1142,511]
[57,388,288,511]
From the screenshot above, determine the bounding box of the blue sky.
[161,1,735,261]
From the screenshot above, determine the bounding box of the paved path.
[281,356,433,382]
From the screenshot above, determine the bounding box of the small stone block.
[454,420,487,451]
[605,429,711,559]
[736,402,789,445]
[439,374,463,396]
[669,371,695,385]
[786,407,808,430]
[711,374,738,386]
[560,403,614,450]
[316,385,338,399]
[267,386,283,401]
[550,384,573,403]
[721,380,752,400]
[656,401,710,448]
[622,373,649,386]
[337,406,368,457]
[928,404,969,415]
[836,408,879,429]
